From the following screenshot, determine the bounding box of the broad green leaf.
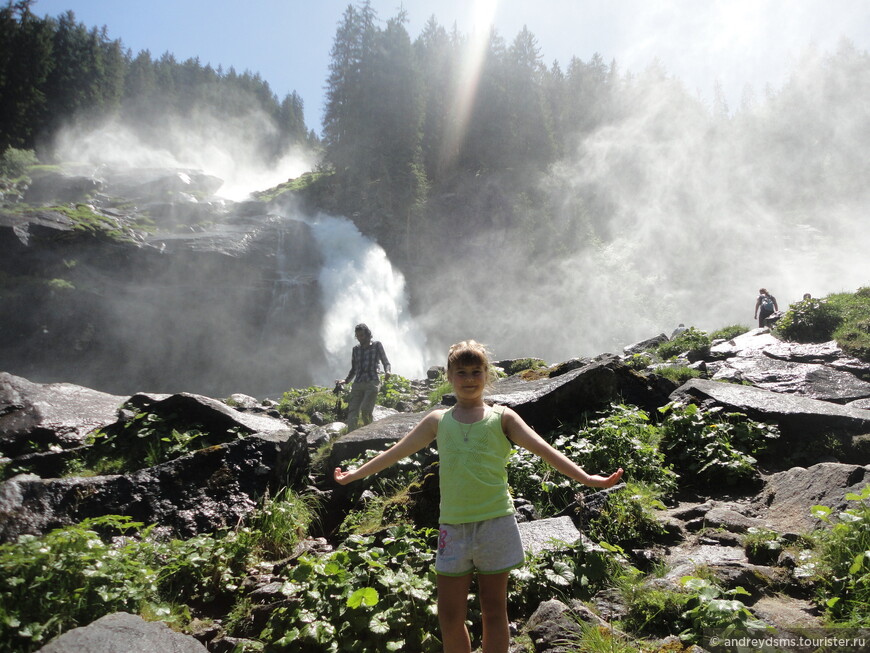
[347,586,379,608]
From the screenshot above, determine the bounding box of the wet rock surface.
[0,372,126,457]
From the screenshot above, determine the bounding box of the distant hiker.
[671,323,688,339]
[754,288,779,328]
[335,340,623,653]
[336,323,391,432]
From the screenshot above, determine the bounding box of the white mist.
[307,213,429,382]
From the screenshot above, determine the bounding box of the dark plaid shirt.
[347,341,390,383]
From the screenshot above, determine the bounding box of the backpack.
[761,295,774,311]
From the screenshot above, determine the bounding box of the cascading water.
[305,213,429,382]
[259,219,316,343]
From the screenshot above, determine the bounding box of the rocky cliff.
[0,166,324,398]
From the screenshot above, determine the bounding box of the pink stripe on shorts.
[436,514,525,576]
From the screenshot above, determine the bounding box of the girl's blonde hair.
[447,340,496,385]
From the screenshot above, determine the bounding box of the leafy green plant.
[71,411,244,475]
[379,374,414,409]
[656,327,711,361]
[584,482,669,548]
[659,402,779,489]
[509,540,618,620]
[677,576,767,645]
[808,484,870,626]
[834,317,870,362]
[624,353,652,371]
[775,288,870,362]
[0,515,249,651]
[499,358,548,376]
[776,297,843,343]
[0,485,324,653]
[742,527,784,565]
[337,447,438,535]
[508,405,676,517]
[257,526,441,652]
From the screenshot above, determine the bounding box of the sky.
[32,0,870,137]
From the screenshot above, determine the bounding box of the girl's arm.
[501,407,623,488]
[333,410,442,485]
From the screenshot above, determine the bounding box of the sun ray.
[441,0,500,169]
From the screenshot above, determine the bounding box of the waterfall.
[307,214,428,382]
[259,221,315,342]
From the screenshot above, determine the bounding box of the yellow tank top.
[436,404,514,524]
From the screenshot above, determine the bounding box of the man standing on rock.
[336,323,391,432]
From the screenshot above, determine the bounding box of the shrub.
[0,147,38,179]
[742,527,783,565]
[656,327,710,361]
[777,297,843,343]
[427,380,453,405]
[379,374,414,409]
[508,540,619,620]
[659,402,779,489]
[508,404,677,517]
[677,576,767,645]
[624,353,652,370]
[257,526,441,652]
[583,482,669,548]
[0,515,252,652]
[808,484,870,626]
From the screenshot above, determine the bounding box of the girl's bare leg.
[437,573,473,653]
[478,571,510,653]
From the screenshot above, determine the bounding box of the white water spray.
[307,214,429,382]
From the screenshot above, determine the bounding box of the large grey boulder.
[328,411,434,470]
[711,355,870,403]
[750,462,870,533]
[37,612,206,653]
[708,328,780,359]
[0,373,126,458]
[0,430,307,542]
[518,516,583,556]
[623,333,668,356]
[488,355,672,433]
[0,206,77,246]
[23,171,103,204]
[764,340,870,377]
[126,392,291,437]
[670,378,870,441]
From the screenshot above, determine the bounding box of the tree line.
[3,0,868,272]
[0,0,315,157]
[314,2,870,266]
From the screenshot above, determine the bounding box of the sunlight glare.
[441,0,500,169]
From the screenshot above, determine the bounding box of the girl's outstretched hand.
[591,467,624,488]
[333,467,355,485]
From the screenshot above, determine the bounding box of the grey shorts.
[435,514,525,577]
